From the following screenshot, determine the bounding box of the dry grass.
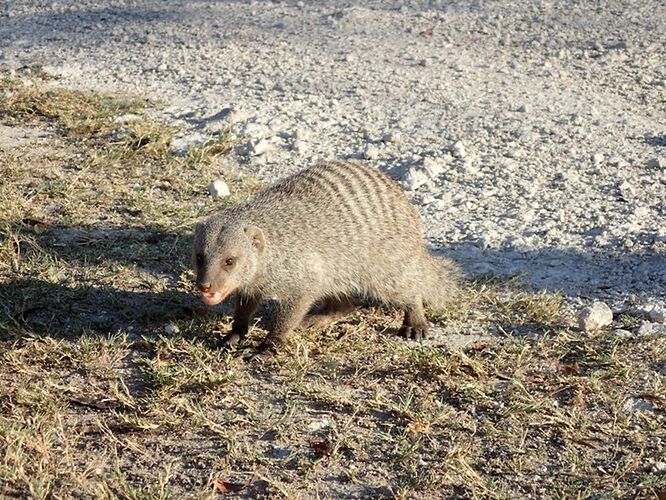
[0,70,664,499]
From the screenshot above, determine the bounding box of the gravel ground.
[2,0,665,310]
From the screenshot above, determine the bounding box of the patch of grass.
[0,71,664,498]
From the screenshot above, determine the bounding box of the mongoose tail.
[420,252,461,310]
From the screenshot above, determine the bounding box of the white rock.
[294,127,310,141]
[306,419,330,432]
[164,323,180,335]
[591,153,604,165]
[577,302,613,331]
[208,180,230,199]
[403,157,445,190]
[113,113,142,124]
[637,322,666,337]
[653,462,666,473]
[382,131,402,144]
[292,139,306,153]
[251,138,271,156]
[169,132,209,156]
[364,144,380,160]
[611,328,633,338]
[634,206,649,218]
[452,140,466,158]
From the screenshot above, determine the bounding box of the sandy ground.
[1,0,665,310]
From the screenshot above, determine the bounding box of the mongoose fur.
[193,160,460,351]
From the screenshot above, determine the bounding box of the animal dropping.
[193,161,460,354]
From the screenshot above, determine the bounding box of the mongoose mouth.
[200,286,233,306]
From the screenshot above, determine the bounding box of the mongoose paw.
[398,326,429,341]
[217,331,243,349]
[244,341,279,363]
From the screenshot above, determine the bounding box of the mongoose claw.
[398,326,429,341]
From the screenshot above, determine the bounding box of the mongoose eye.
[225,257,236,267]
[196,254,204,266]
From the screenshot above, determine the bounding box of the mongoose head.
[193,218,266,306]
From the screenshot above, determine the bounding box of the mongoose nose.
[198,283,212,293]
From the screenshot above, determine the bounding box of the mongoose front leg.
[219,293,261,348]
[398,299,429,341]
[258,295,315,352]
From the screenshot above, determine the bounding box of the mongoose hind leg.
[301,296,355,329]
[257,295,316,353]
[398,299,430,341]
[219,293,261,348]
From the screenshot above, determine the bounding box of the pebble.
[646,156,665,169]
[451,140,466,158]
[577,301,613,331]
[251,138,271,156]
[382,131,402,144]
[168,132,209,156]
[208,179,230,199]
[647,307,665,323]
[306,419,330,432]
[636,322,666,337]
[292,139,306,153]
[403,158,444,190]
[364,144,380,160]
[164,323,180,335]
[591,153,604,165]
[611,328,633,338]
[623,396,654,413]
[113,113,142,124]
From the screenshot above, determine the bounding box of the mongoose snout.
[193,161,460,354]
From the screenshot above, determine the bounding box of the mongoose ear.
[244,225,266,255]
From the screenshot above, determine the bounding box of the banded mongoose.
[193,160,460,352]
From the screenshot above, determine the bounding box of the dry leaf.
[213,477,245,494]
[419,26,435,37]
[407,421,430,433]
[559,363,579,376]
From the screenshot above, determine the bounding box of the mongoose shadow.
[0,277,200,342]
[443,239,665,300]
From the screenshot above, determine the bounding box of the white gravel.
[2,0,665,310]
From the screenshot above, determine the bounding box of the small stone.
[292,139,306,153]
[608,156,628,168]
[623,396,654,413]
[647,308,666,323]
[647,156,665,169]
[516,104,528,112]
[382,131,402,144]
[611,328,633,338]
[164,323,180,335]
[451,140,466,158]
[364,144,380,160]
[251,138,271,156]
[113,113,142,124]
[637,322,666,337]
[294,127,310,141]
[634,206,649,218]
[403,157,445,190]
[306,419,330,432]
[208,180,230,199]
[577,301,613,331]
[169,132,209,156]
[653,462,666,473]
[591,153,604,165]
